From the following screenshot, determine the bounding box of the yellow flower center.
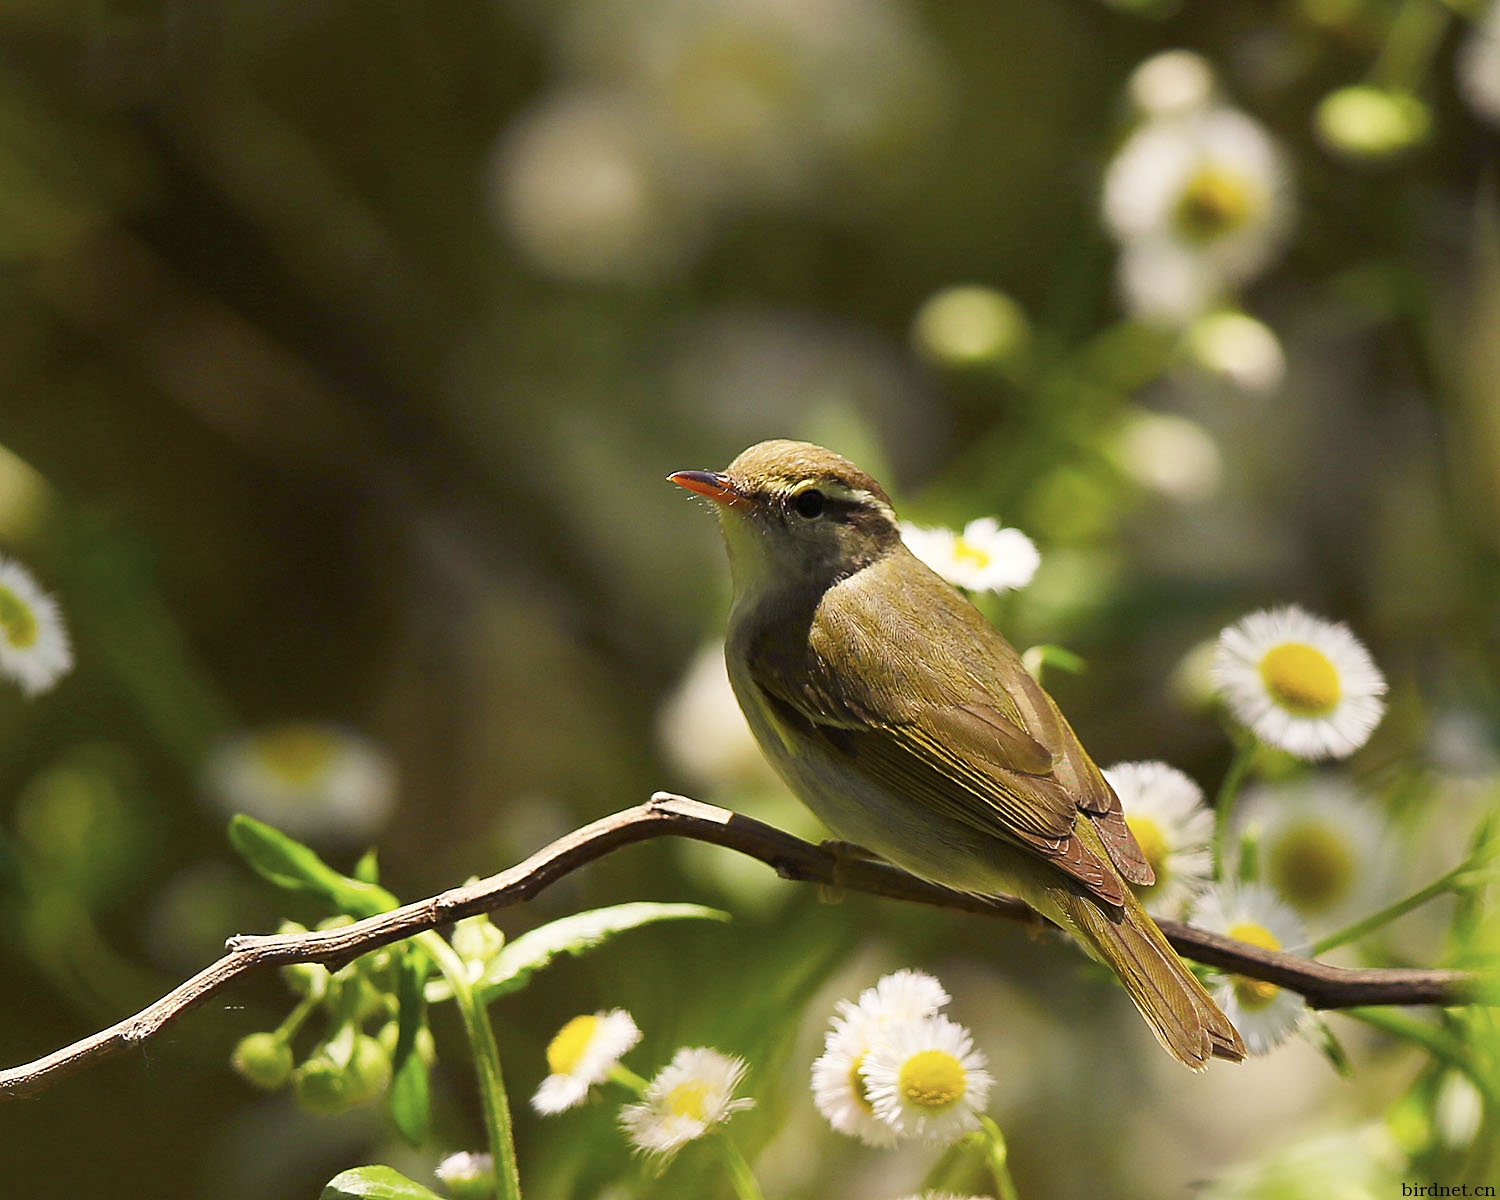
[1258,642,1341,717]
[665,1080,710,1122]
[1267,822,1353,914]
[897,1049,965,1114]
[847,1051,875,1113]
[546,1014,599,1076]
[1227,921,1282,1010]
[1126,815,1169,881]
[0,585,38,649]
[952,537,991,570]
[1172,165,1256,242]
[258,725,339,785]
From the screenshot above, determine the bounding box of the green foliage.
[224,817,734,1196]
[388,947,432,1146]
[320,1166,444,1200]
[473,902,731,1003]
[228,814,399,918]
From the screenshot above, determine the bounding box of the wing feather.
[746,550,1147,904]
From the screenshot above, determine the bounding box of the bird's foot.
[817,840,884,894]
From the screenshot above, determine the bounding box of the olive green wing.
[811,702,1130,905]
[998,654,1154,888]
[746,552,1145,902]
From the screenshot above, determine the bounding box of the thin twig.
[0,793,1485,1099]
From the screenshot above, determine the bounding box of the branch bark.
[0,793,1484,1099]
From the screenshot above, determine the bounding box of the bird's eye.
[793,489,825,519]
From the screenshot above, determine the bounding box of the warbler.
[671,439,1244,1068]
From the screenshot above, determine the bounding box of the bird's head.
[670,440,902,597]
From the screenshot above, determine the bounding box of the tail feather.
[1053,886,1246,1069]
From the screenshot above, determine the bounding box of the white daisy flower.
[434,1151,495,1200]
[811,1017,902,1148]
[1103,106,1294,324]
[1114,239,1225,325]
[1189,882,1310,1055]
[619,1047,753,1158]
[811,969,952,1147]
[896,1194,996,1200]
[0,555,73,696]
[1234,777,1390,930]
[1104,761,1215,919]
[848,968,953,1024]
[532,1009,642,1115]
[860,1014,993,1144]
[902,518,1040,594]
[1104,107,1294,271]
[204,721,397,842]
[1211,605,1387,760]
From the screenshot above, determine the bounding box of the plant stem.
[715,1137,764,1200]
[273,991,321,1043]
[607,1063,650,1095]
[1313,836,1500,954]
[1214,737,1258,876]
[979,1115,1023,1200]
[1313,869,1458,955]
[418,932,521,1200]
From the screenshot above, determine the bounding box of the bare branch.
[0,793,1484,1099]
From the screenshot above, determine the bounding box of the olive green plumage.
[672,439,1244,1069]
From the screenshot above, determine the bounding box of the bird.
[670,439,1244,1069]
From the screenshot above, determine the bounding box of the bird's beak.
[668,470,746,506]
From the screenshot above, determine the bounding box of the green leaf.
[1020,643,1087,681]
[388,947,431,1146]
[425,902,729,1003]
[484,902,730,999]
[389,1052,430,1148]
[228,815,398,918]
[353,846,381,885]
[1302,1013,1354,1078]
[320,1165,443,1200]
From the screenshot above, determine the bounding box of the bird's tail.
[1052,885,1246,1069]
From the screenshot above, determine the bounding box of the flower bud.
[346,1033,392,1101]
[293,1035,391,1114]
[1315,86,1430,161]
[293,1053,351,1115]
[231,1032,293,1091]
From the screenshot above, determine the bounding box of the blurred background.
[1,0,1498,1196]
